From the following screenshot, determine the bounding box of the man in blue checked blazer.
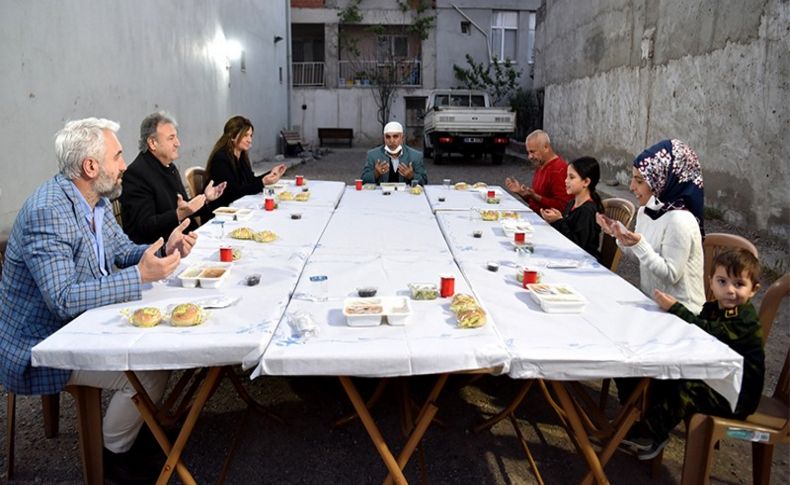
[0,118,196,482]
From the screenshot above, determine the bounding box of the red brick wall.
[291,0,324,8]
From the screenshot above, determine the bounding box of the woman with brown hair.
[205,115,286,210]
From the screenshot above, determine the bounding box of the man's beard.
[95,166,122,199]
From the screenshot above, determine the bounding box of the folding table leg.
[383,373,450,485]
[333,378,390,428]
[338,376,408,485]
[549,381,609,485]
[471,380,534,433]
[127,368,223,485]
[224,367,284,424]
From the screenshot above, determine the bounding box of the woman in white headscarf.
[598,139,706,313]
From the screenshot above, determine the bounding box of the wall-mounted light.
[224,39,243,62]
[274,35,283,44]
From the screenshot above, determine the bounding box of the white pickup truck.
[422,89,516,165]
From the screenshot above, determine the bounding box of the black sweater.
[120,151,203,244]
[549,199,601,259]
[206,149,264,211]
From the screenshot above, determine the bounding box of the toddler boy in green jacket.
[624,248,765,460]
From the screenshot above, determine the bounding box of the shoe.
[620,434,652,451]
[637,438,669,460]
[103,447,161,485]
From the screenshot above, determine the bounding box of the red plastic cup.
[487,190,496,198]
[355,179,363,191]
[219,246,233,262]
[514,231,526,244]
[440,275,455,298]
[522,270,539,288]
[296,175,304,186]
[264,197,275,211]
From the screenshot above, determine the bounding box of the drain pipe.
[451,3,491,65]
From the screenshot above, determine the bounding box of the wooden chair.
[702,233,759,301]
[111,198,122,226]
[184,166,207,200]
[2,241,61,480]
[680,273,789,485]
[599,198,636,272]
[596,198,636,411]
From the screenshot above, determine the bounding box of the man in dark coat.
[120,111,226,244]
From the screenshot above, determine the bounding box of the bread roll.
[131,307,162,328]
[170,303,202,327]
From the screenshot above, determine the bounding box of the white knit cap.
[383,121,403,134]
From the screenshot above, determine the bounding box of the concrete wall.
[535,0,790,238]
[434,1,540,93]
[292,87,425,147]
[0,0,289,236]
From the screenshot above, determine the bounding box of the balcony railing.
[338,60,421,87]
[292,62,325,86]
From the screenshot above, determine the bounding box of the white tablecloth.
[31,193,338,372]
[434,212,744,407]
[232,179,346,210]
[31,178,743,408]
[425,184,530,212]
[31,247,305,371]
[336,186,434,214]
[257,251,509,377]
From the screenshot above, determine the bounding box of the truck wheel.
[491,153,503,165]
[434,148,443,165]
[423,145,433,158]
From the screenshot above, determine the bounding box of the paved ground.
[2,147,787,484]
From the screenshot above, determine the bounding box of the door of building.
[404,97,426,148]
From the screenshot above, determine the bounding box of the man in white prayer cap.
[360,121,428,185]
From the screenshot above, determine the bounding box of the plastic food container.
[527,283,587,313]
[178,266,203,288]
[198,265,231,289]
[213,207,253,221]
[343,298,385,327]
[385,297,412,326]
[408,283,439,300]
[380,182,406,191]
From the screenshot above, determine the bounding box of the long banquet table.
[30,181,743,485]
[31,180,345,484]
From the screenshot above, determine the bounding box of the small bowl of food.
[290,212,302,220]
[357,286,378,298]
[408,283,439,300]
[472,230,483,238]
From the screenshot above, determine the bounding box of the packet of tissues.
[286,311,319,342]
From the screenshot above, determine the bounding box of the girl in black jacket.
[540,156,604,259]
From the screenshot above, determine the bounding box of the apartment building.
[289,0,539,148]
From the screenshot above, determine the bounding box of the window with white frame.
[526,12,536,64]
[376,35,409,60]
[491,11,517,62]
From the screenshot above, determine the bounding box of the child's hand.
[653,289,677,311]
[540,208,562,223]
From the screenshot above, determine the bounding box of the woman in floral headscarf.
[598,139,705,314]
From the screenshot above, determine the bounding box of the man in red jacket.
[505,130,572,213]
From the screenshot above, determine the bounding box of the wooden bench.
[318,128,353,147]
[280,129,306,156]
